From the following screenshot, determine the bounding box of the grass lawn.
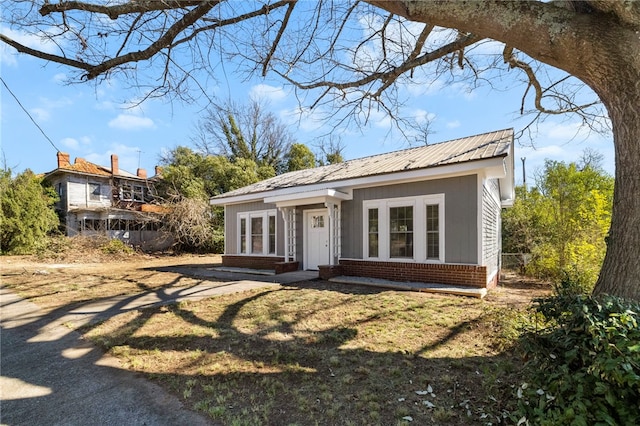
[85,283,529,425]
[3,254,544,425]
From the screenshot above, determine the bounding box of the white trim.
[211,157,508,206]
[265,188,352,206]
[303,208,330,270]
[236,209,277,256]
[477,175,484,265]
[362,194,445,263]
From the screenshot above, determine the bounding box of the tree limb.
[262,0,297,77]
[0,33,92,70]
[39,1,206,20]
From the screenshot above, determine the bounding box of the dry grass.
[2,248,549,425]
[83,284,530,425]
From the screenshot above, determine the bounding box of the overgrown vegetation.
[503,153,613,290]
[515,281,640,425]
[0,169,59,254]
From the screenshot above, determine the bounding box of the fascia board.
[265,188,352,206]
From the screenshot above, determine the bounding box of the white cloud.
[108,114,155,130]
[52,73,67,83]
[85,143,142,174]
[413,109,436,124]
[30,108,50,122]
[60,136,92,150]
[250,84,287,102]
[446,120,461,129]
[61,137,79,149]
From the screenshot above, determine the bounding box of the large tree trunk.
[592,82,640,300]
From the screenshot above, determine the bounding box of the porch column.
[281,208,289,262]
[325,201,341,266]
[281,207,297,262]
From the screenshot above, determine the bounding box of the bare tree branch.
[39,1,206,20]
[261,0,297,76]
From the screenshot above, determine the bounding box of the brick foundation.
[274,261,300,274]
[222,255,285,271]
[339,259,491,288]
[318,264,344,280]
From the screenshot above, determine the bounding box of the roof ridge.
[333,127,514,165]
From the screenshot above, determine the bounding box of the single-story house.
[210,128,515,289]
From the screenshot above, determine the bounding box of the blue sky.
[1,24,615,185]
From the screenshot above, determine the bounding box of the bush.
[100,239,134,255]
[514,285,640,425]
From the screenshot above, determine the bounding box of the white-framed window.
[363,194,445,263]
[237,210,277,256]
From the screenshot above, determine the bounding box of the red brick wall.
[222,255,285,270]
[339,260,490,288]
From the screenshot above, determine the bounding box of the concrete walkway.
[0,270,317,426]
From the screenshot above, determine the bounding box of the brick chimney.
[137,168,147,179]
[111,154,119,176]
[57,152,71,168]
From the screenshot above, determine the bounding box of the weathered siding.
[341,175,478,263]
[482,178,501,280]
[66,175,112,209]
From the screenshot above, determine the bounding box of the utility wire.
[0,76,61,152]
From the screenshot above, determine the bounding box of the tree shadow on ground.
[2,271,526,425]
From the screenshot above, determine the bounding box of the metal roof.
[213,128,513,200]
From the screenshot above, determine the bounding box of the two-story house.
[44,152,171,251]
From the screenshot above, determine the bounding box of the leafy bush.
[101,239,134,255]
[515,285,640,425]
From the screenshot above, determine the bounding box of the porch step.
[328,276,487,299]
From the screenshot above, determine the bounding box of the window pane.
[368,208,378,257]
[426,204,439,259]
[89,183,100,201]
[251,217,263,254]
[268,215,276,254]
[240,218,246,253]
[390,206,413,258]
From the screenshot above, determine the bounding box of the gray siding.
[341,175,478,263]
[225,201,281,255]
[482,178,501,277]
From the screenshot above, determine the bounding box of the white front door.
[304,209,329,270]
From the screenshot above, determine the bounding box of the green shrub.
[514,286,640,425]
[100,238,134,255]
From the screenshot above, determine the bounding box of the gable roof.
[212,128,514,203]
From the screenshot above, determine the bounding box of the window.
[368,208,379,257]
[268,215,276,254]
[390,206,413,258]
[426,204,439,259]
[251,217,263,254]
[240,218,247,253]
[363,194,444,262]
[237,210,277,256]
[89,183,101,201]
[312,215,324,228]
[121,183,146,202]
[82,218,105,231]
